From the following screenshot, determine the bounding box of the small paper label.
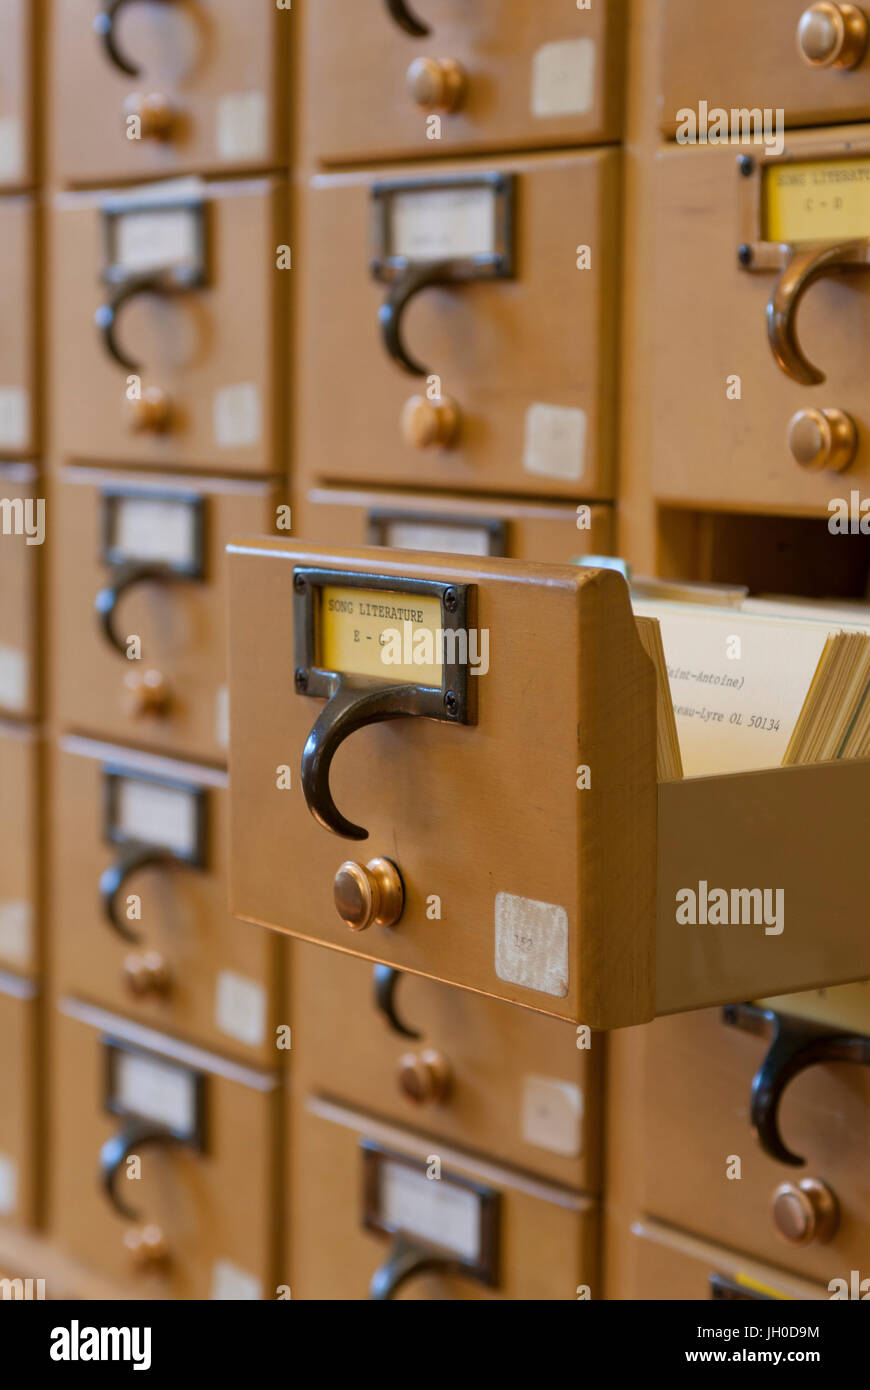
[216,92,266,161]
[0,388,28,449]
[382,520,494,557]
[0,900,33,967]
[531,38,596,119]
[116,777,199,858]
[380,1160,480,1262]
[522,1076,583,1156]
[111,495,198,567]
[211,1259,263,1301]
[0,644,27,712]
[213,383,261,449]
[116,208,200,275]
[115,1049,197,1136]
[523,403,586,482]
[0,117,22,181]
[0,1153,18,1214]
[391,184,497,262]
[494,892,569,998]
[215,971,266,1048]
[215,685,230,750]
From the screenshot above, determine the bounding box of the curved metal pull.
[374,965,421,1040]
[301,681,430,840]
[369,1236,448,1300]
[723,1003,870,1167]
[95,561,173,657]
[767,240,870,384]
[95,272,177,371]
[94,0,177,78]
[384,0,431,37]
[379,260,452,377]
[99,1120,181,1220]
[100,843,175,944]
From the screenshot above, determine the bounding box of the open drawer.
[228,541,870,1029]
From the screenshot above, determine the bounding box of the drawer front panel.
[619,1219,827,1301]
[0,981,37,1228]
[0,198,36,457]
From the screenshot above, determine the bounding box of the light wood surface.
[0,0,35,191]
[0,197,36,457]
[0,723,39,976]
[0,979,38,1228]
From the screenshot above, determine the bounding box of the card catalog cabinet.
[52,0,288,185]
[301,0,624,165]
[296,152,620,501]
[291,943,601,1192]
[290,1098,597,1300]
[51,737,281,1066]
[0,465,39,722]
[51,467,281,764]
[0,976,38,1229]
[0,723,38,977]
[50,1000,280,1299]
[615,1219,827,1302]
[51,180,285,476]
[0,0,35,190]
[0,197,36,457]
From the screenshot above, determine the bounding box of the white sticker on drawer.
[495,892,569,998]
[392,184,497,262]
[216,91,266,161]
[0,117,22,181]
[383,520,494,557]
[215,684,230,750]
[523,403,586,482]
[211,1259,263,1301]
[380,1159,480,1263]
[215,971,266,1048]
[117,208,200,275]
[213,383,261,449]
[531,38,595,119]
[0,388,28,450]
[117,777,199,858]
[522,1076,583,1157]
[0,1153,18,1215]
[112,495,198,567]
[0,900,33,967]
[115,1049,197,1135]
[0,644,27,712]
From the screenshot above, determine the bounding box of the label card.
[391,184,498,262]
[0,117,22,182]
[105,770,206,864]
[370,515,504,557]
[215,971,266,1048]
[103,491,203,574]
[0,1153,17,1215]
[116,207,201,276]
[213,383,261,450]
[523,403,586,481]
[0,900,33,967]
[108,1043,203,1144]
[0,644,27,713]
[764,157,870,245]
[211,1259,263,1301]
[521,1076,583,1157]
[494,892,569,998]
[0,387,29,450]
[531,38,596,119]
[216,91,266,162]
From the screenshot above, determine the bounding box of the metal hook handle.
[723,1003,870,1167]
[767,240,870,385]
[95,561,174,657]
[373,965,421,1040]
[301,681,430,840]
[378,260,452,377]
[94,0,177,78]
[369,1236,448,1300]
[99,1119,181,1220]
[95,272,177,371]
[384,0,431,37]
[99,843,176,945]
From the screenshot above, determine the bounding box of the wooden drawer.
[302,0,624,165]
[51,467,282,763]
[50,999,280,1298]
[0,197,36,457]
[51,0,288,185]
[51,180,286,476]
[636,1008,870,1286]
[660,0,870,136]
[0,465,39,721]
[0,723,38,977]
[291,943,601,1192]
[0,0,35,189]
[0,977,37,1229]
[51,737,282,1066]
[614,1219,827,1301]
[290,1097,596,1300]
[649,130,870,514]
[298,487,614,564]
[297,152,620,501]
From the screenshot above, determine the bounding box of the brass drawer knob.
[797,3,868,68]
[124,1222,169,1267]
[772,1178,839,1245]
[123,950,171,999]
[398,1048,451,1105]
[334,857,404,932]
[123,90,176,139]
[406,57,466,112]
[401,394,461,449]
[787,407,858,472]
[123,668,171,718]
[128,386,172,434]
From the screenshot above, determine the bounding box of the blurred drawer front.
[660,1,870,135]
[51,737,280,1066]
[0,197,36,457]
[637,1008,870,1286]
[0,466,39,720]
[621,1220,826,1302]
[52,468,280,763]
[299,152,619,500]
[299,487,614,564]
[292,945,601,1193]
[52,0,287,184]
[52,180,284,475]
[291,1097,596,1300]
[0,976,37,1228]
[0,0,34,189]
[50,1000,279,1299]
[303,0,624,165]
[650,130,870,513]
[0,723,38,976]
